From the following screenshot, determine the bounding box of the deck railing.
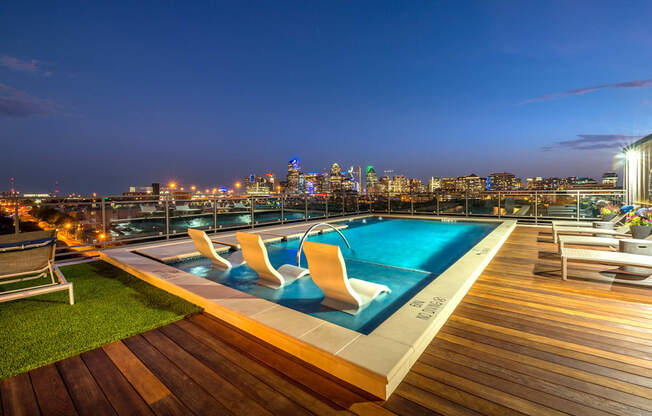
[0,189,625,258]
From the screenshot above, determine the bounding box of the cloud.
[0,55,39,73]
[0,83,54,117]
[541,134,639,151]
[522,79,652,104]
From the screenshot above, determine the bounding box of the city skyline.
[1,1,647,193]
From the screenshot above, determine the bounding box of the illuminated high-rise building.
[487,172,522,191]
[286,159,300,194]
[391,175,408,195]
[329,163,343,193]
[602,172,618,187]
[409,178,424,194]
[365,166,378,195]
[428,177,441,192]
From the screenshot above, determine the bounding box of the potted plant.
[626,212,652,239]
[600,206,618,221]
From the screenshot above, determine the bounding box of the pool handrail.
[296,222,351,267]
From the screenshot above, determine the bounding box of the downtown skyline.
[1,1,649,194]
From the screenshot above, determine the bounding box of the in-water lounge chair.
[553,224,630,244]
[561,247,652,286]
[0,230,74,304]
[236,232,308,289]
[188,228,244,269]
[303,241,390,315]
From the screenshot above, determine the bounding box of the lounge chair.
[236,232,308,289]
[561,247,652,286]
[551,212,627,235]
[552,224,630,244]
[175,204,201,214]
[0,230,74,304]
[188,228,244,269]
[557,233,652,253]
[303,241,390,314]
[139,204,164,215]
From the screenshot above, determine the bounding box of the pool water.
[174,217,497,334]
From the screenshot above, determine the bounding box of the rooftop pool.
[173,217,498,334]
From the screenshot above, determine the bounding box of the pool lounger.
[188,228,244,269]
[557,233,652,253]
[303,240,390,315]
[561,247,652,285]
[236,232,309,289]
[551,213,627,240]
[553,225,629,244]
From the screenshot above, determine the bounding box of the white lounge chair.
[303,241,390,315]
[557,233,652,254]
[188,228,244,269]
[552,224,630,244]
[0,230,74,304]
[561,247,652,286]
[551,211,626,229]
[175,204,201,214]
[236,232,308,289]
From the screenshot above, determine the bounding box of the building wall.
[624,135,652,205]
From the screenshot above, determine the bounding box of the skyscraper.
[286,159,300,194]
[365,166,378,195]
[329,163,343,193]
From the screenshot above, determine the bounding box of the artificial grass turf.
[0,260,202,379]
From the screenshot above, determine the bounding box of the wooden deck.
[1,226,651,415]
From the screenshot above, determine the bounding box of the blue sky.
[1,1,651,193]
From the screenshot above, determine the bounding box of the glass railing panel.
[538,192,579,219]
[306,196,327,219]
[283,196,307,222]
[439,193,466,215]
[368,196,388,212]
[413,194,437,214]
[27,200,105,255]
[253,197,282,225]
[327,196,345,217]
[344,196,358,213]
[168,199,215,235]
[500,193,536,218]
[389,195,411,213]
[215,197,251,229]
[577,192,626,220]
[468,194,498,216]
[106,199,168,241]
[358,198,372,213]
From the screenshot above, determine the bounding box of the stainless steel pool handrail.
[296,222,351,267]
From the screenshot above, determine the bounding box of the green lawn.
[0,260,202,379]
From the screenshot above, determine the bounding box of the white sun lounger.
[557,233,652,254]
[236,232,309,289]
[188,228,244,269]
[553,225,629,244]
[551,212,627,239]
[561,247,652,285]
[303,241,390,315]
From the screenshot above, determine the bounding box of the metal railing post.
[304,194,308,221]
[465,191,469,216]
[356,196,360,214]
[164,199,169,239]
[436,191,440,215]
[534,191,538,225]
[341,194,345,216]
[101,199,107,247]
[14,195,20,234]
[410,194,414,215]
[213,196,217,232]
[250,197,255,228]
[325,196,329,218]
[281,196,285,224]
[498,191,501,219]
[387,192,390,213]
[576,191,581,221]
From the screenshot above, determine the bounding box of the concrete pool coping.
[99,215,516,399]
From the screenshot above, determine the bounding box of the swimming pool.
[173,217,497,334]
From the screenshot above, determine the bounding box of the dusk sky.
[2,1,651,194]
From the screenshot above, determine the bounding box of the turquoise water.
[174,217,497,334]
